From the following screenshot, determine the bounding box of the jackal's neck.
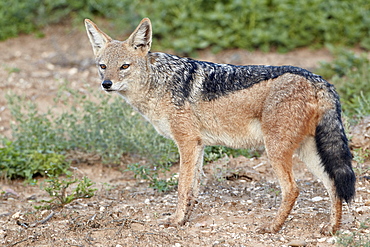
[148,52,208,106]
[148,52,192,81]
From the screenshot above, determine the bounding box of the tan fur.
[84,18,349,235]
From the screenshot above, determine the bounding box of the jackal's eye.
[99,64,106,69]
[120,64,130,70]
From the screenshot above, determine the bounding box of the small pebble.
[327,237,336,244]
[311,196,323,202]
[355,206,370,214]
[287,240,307,246]
[11,212,21,219]
[0,229,6,238]
[317,237,326,243]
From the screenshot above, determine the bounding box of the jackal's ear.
[127,18,152,53]
[84,19,112,56]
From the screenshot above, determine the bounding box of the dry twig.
[30,211,55,227]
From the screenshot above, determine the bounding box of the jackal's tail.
[315,96,356,203]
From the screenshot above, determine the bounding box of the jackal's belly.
[200,118,264,149]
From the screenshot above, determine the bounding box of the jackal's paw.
[158,214,187,228]
[256,224,281,234]
[320,224,338,236]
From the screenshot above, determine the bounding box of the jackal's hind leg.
[257,78,318,233]
[257,148,299,233]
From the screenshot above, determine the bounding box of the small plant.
[212,161,229,183]
[336,219,370,247]
[126,163,178,192]
[36,174,97,209]
[269,187,281,207]
[353,148,370,165]
[352,147,370,179]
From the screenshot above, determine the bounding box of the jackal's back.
[149,52,326,106]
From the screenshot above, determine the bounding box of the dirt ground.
[0,24,369,247]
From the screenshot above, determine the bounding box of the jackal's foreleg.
[170,137,204,225]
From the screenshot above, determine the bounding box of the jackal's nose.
[102,80,113,89]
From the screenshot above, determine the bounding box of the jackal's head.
[84,18,152,93]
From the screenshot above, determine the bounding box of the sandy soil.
[0,24,369,247]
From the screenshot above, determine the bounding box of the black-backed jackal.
[85,18,355,235]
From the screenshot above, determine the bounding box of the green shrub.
[6,95,69,153]
[0,140,69,182]
[53,87,179,164]
[2,87,179,181]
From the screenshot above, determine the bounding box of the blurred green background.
[1,0,369,54]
